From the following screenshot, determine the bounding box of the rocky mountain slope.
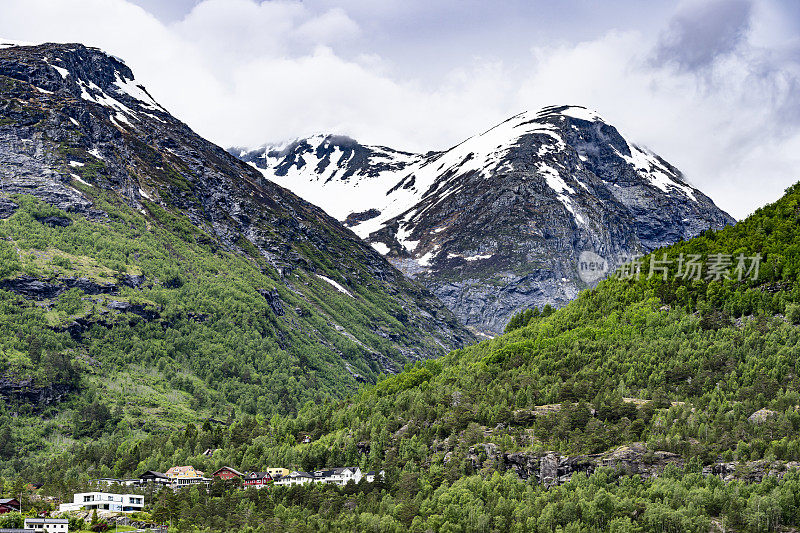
[0,41,474,428]
[236,106,735,334]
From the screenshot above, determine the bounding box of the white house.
[364,470,385,483]
[273,471,314,486]
[23,518,69,532]
[58,492,144,513]
[312,467,362,486]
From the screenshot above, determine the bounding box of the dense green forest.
[5,181,800,531]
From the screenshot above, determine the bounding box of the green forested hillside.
[0,191,466,467]
[0,42,474,485]
[13,184,800,532]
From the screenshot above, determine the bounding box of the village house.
[311,467,362,486]
[211,466,243,480]
[364,470,384,483]
[242,472,272,489]
[273,471,314,486]
[0,498,20,514]
[165,466,211,488]
[137,470,172,487]
[265,468,290,479]
[23,518,69,532]
[58,492,144,513]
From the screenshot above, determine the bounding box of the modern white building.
[94,478,138,487]
[58,492,144,513]
[23,518,69,532]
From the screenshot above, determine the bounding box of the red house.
[0,498,20,514]
[242,472,272,489]
[212,466,244,480]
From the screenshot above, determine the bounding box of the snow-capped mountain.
[234,105,735,334]
[235,135,422,224]
[0,40,475,375]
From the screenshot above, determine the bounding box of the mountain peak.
[233,105,734,334]
[536,104,605,122]
[0,40,474,378]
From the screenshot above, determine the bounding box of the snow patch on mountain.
[317,274,353,297]
[0,38,37,49]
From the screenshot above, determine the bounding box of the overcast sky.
[2,0,799,219]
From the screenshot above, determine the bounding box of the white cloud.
[0,0,797,219]
[509,26,800,219]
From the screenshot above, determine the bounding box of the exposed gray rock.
[0,276,119,299]
[236,106,735,334]
[748,408,779,424]
[62,277,117,294]
[0,276,64,299]
[0,42,475,386]
[120,274,145,288]
[257,287,285,316]
[0,197,17,218]
[468,442,683,486]
[35,214,72,227]
[703,460,800,483]
[343,208,381,228]
[0,377,74,408]
[106,300,160,320]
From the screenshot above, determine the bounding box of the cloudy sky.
[1,0,799,219]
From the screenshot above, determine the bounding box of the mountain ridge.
[235,105,735,333]
[0,41,475,428]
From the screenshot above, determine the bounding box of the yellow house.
[266,468,290,479]
[166,465,204,478]
[165,466,209,487]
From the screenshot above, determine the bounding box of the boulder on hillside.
[748,408,779,424]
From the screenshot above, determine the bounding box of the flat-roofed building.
[23,518,69,532]
[58,492,144,513]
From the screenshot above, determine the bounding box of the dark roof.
[313,467,357,477]
[278,471,312,479]
[0,528,27,532]
[0,499,19,505]
[139,470,169,479]
[212,466,244,477]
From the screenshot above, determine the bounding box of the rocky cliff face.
[235,106,735,335]
[464,442,684,486]
[0,42,474,395]
[464,441,800,486]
